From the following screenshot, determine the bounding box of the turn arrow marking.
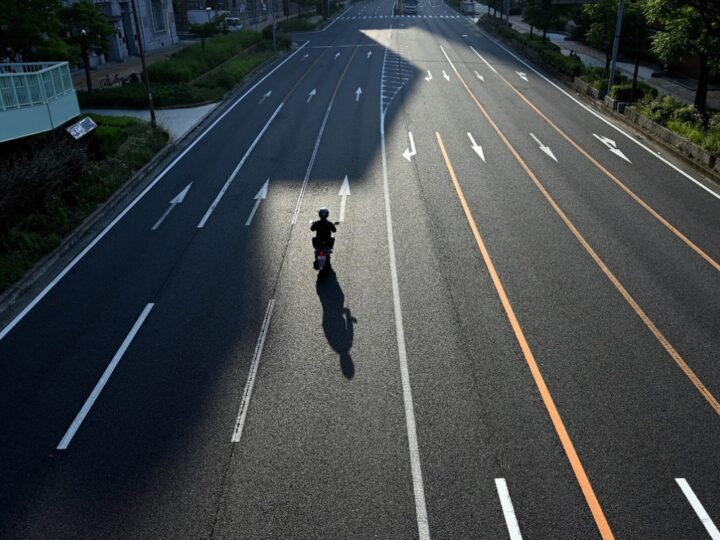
[425,70,433,81]
[467,132,485,162]
[152,183,192,230]
[338,175,351,222]
[516,71,528,82]
[245,179,269,226]
[593,133,632,163]
[403,132,417,162]
[530,133,558,162]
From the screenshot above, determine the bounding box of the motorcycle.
[313,222,339,273]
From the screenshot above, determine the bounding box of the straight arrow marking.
[403,131,416,162]
[307,88,316,103]
[530,133,558,162]
[258,90,272,104]
[245,179,269,226]
[467,132,485,162]
[334,52,341,59]
[338,174,351,222]
[367,51,372,59]
[442,70,450,81]
[355,87,363,101]
[152,182,192,230]
[475,71,484,82]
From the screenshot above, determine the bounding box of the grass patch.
[276,15,323,32]
[79,30,285,108]
[0,114,169,293]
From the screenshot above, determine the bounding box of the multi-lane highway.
[2,0,719,537]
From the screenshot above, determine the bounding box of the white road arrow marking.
[403,131,417,162]
[593,133,632,163]
[443,70,450,81]
[355,87,363,101]
[307,88,316,103]
[367,51,372,59]
[152,183,191,230]
[338,175,351,222]
[334,52,341,59]
[530,133,558,162]
[467,132,485,162]
[303,53,309,59]
[245,179,269,226]
[475,71,484,82]
[425,70,433,81]
[258,90,272,104]
[516,71,528,82]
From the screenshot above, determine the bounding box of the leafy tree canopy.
[0,0,72,61]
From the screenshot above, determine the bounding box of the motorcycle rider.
[311,208,336,268]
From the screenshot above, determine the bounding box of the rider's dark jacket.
[311,218,336,247]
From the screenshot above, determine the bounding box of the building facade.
[64,0,179,63]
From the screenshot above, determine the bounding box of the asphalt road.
[2,1,719,538]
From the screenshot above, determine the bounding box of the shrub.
[277,16,320,32]
[610,81,658,102]
[78,82,223,108]
[193,51,274,90]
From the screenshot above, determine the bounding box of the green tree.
[59,1,113,93]
[523,0,557,40]
[0,0,73,62]
[622,0,648,100]
[643,0,720,119]
[583,0,618,74]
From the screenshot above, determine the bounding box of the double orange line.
[435,44,720,539]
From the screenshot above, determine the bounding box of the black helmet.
[318,207,329,219]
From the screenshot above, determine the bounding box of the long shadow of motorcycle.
[316,269,357,379]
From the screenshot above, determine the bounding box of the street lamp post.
[130,0,157,128]
[607,0,625,96]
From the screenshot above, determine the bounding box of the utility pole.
[130,0,157,128]
[607,0,625,96]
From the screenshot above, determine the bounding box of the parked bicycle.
[99,72,141,88]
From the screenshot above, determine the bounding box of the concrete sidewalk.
[82,103,218,141]
[473,6,720,110]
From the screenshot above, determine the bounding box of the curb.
[0,47,294,326]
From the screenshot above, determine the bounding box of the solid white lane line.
[57,303,154,450]
[677,478,720,539]
[496,479,523,540]
[198,103,283,228]
[473,35,720,200]
[0,43,309,343]
[469,46,498,74]
[380,38,430,539]
[232,299,274,443]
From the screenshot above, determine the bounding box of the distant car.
[224,17,244,31]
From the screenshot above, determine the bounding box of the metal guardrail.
[0,62,75,111]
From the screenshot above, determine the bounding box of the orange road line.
[442,46,720,418]
[492,69,720,273]
[435,132,615,540]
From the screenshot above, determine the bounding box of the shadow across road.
[316,269,357,379]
